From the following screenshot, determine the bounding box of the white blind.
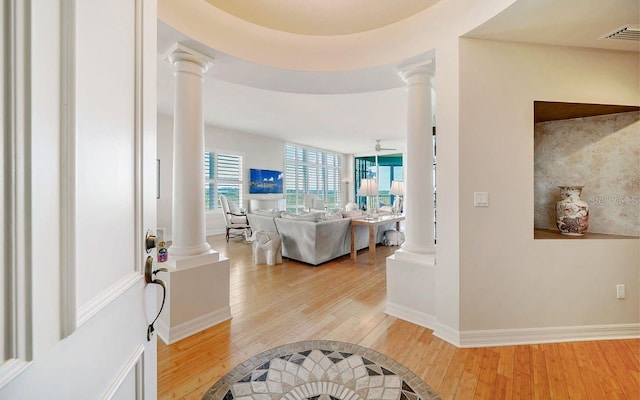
[284,144,342,211]
[204,151,243,210]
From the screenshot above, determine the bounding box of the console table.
[350,215,405,265]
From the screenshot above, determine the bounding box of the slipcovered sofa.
[247,211,393,265]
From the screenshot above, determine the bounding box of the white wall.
[459,39,640,331]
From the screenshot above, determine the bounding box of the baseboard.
[157,307,232,345]
[385,301,436,330]
[386,301,639,348]
[459,323,640,348]
[433,323,461,347]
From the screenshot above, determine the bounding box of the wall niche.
[533,101,640,239]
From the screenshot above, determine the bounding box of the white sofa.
[247,211,393,266]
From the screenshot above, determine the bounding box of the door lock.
[145,229,157,253]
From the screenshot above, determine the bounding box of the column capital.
[163,43,215,74]
[398,59,434,85]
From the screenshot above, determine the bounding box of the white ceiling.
[157,0,639,156]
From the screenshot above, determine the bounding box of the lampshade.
[390,181,404,196]
[357,179,379,196]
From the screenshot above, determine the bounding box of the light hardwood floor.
[158,234,640,399]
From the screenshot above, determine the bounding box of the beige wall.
[459,39,639,330]
[534,111,640,236]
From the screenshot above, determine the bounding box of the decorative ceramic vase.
[555,186,589,236]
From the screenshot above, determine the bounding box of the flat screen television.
[249,168,283,194]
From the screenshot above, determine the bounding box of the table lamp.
[357,178,379,215]
[390,180,404,214]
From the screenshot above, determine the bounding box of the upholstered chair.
[220,195,251,242]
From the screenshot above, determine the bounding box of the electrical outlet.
[616,284,625,299]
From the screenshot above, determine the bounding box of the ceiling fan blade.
[374,140,396,151]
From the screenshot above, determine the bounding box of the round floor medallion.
[202,340,440,400]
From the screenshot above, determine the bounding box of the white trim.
[385,301,436,330]
[157,307,231,345]
[1,1,34,389]
[459,323,640,348]
[0,359,30,391]
[101,345,145,400]
[133,0,143,276]
[432,323,461,347]
[77,273,143,326]
[386,302,639,348]
[59,0,77,339]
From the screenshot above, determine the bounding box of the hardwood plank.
[598,340,640,399]
[513,345,533,400]
[544,343,570,399]
[531,345,551,400]
[473,348,500,399]
[157,234,640,400]
[437,348,469,398]
[585,340,626,400]
[573,341,609,400]
[494,346,515,399]
[557,342,588,399]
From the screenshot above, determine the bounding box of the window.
[204,151,244,211]
[285,144,343,212]
[354,154,403,209]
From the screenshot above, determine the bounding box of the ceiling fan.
[372,139,396,152]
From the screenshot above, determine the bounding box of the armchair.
[220,195,251,242]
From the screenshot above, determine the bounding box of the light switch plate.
[617,284,626,299]
[474,192,489,207]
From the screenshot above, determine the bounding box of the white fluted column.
[166,44,214,257]
[396,61,435,259]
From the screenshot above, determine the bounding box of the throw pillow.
[228,200,241,214]
[323,212,343,220]
[280,212,319,222]
[252,209,282,217]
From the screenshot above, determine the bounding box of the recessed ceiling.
[158,0,640,156]
[204,0,442,36]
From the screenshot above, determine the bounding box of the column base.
[168,242,212,258]
[155,252,231,345]
[385,252,437,329]
[393,247,436,265]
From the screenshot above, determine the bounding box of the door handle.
[145,255,167,283]
[145,256,168,341]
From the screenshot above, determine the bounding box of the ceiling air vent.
[600,24,640,41]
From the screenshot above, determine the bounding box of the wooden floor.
[158,234,640,400]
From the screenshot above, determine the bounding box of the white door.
[0,0,158,398]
